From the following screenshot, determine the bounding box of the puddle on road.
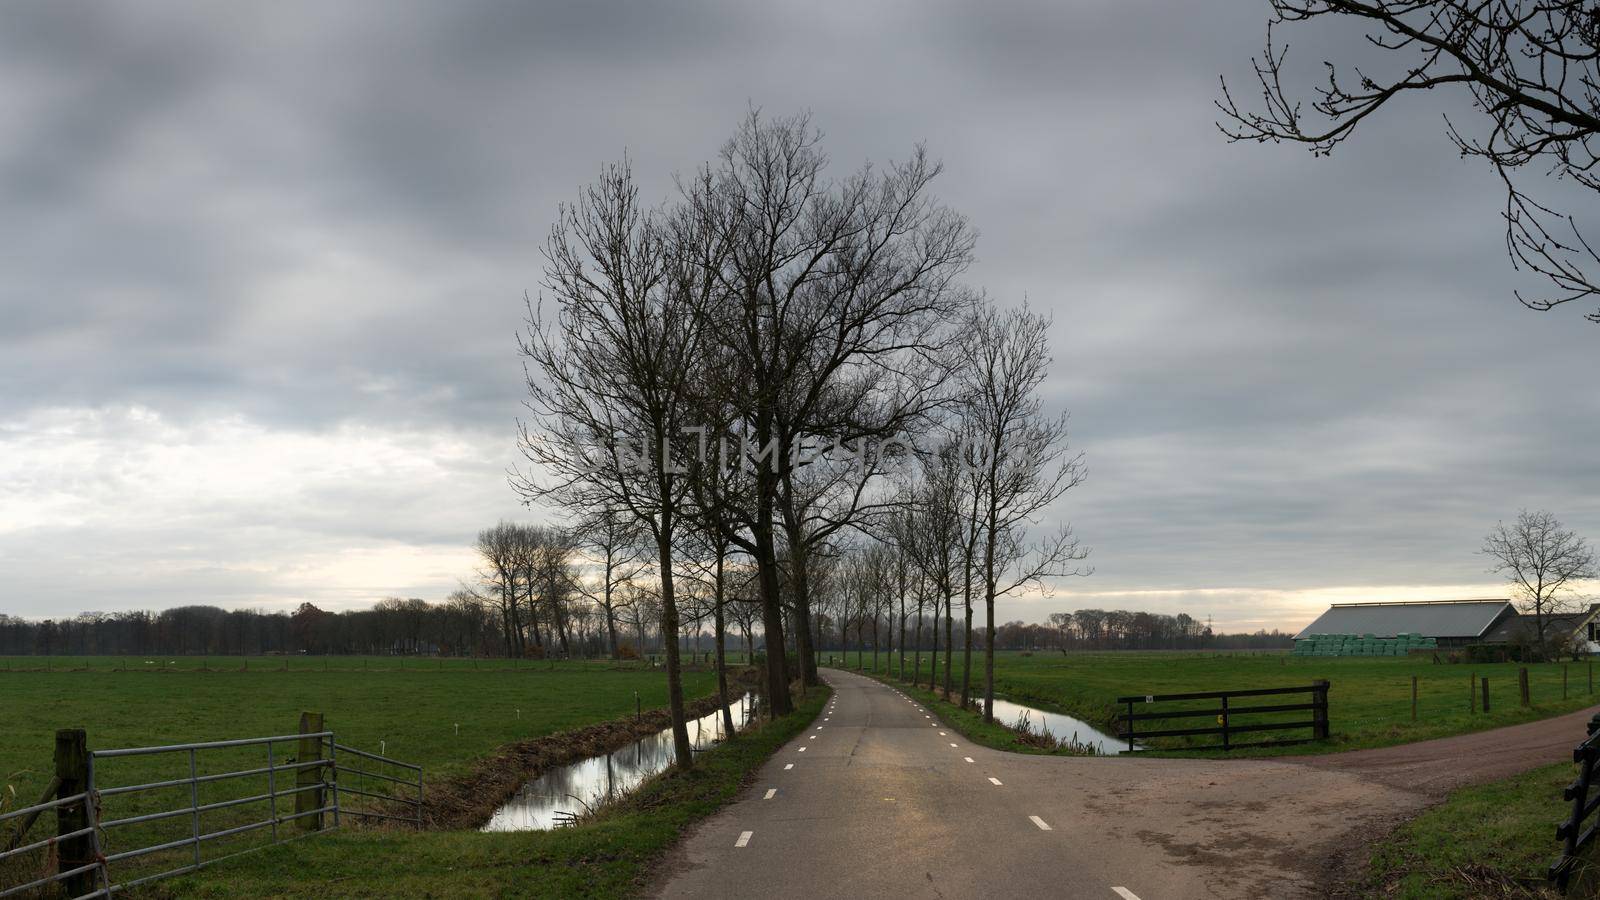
[988,697,1131,755]
[483,692,761,831]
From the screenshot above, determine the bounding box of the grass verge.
[1364,761,1571,899]
[156,686,830,898]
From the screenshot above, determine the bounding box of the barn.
[1293,599,1515,654]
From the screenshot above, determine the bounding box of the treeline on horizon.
[0,600,1291,657]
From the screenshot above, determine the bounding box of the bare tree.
[901,444,966,697]
[537,527,579,658]
[574,505,647,658]
[957,302,1091,722]
[1482,509,1598,655]
[514,159,710,769]
[1220,0,1600,322]
[475,521,524,658]
[681,110,976,701]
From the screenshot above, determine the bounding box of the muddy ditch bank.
[420,671,762,830]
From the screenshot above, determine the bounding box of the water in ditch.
[482,691,760,831]
[988,697,1131,755]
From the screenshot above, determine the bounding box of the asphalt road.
[652,668,1600,899]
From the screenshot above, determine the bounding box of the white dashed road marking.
[736,831,753,847]
[988,777,1003,786]
[1112,889,1142,900]
[763,789,776,800]
[963,757,974,763]
[949,743,958,748]
[799,746,807,752]
[1029,816,1052,831]
[784,763,794,770]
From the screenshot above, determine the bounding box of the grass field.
[857,650,1600,755]
[1,656,720,895]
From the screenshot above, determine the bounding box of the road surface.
[652,668,1598,899]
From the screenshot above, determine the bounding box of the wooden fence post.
[1520,667,1531,707]
[1313,680,1330,740]
[295,712,325,831]
[55,728,95,895]
[1411,675,1418,722]
[1482,676,1491,713]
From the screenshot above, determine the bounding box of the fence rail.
[1115,681,1330,752]
[1550,713,1600,892]
[324,738,424,828]
[0,716,422,899]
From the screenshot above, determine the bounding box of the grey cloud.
[0,0,1596,627]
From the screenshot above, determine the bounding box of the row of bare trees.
[511,110,1090,764]
[472,522,582,659]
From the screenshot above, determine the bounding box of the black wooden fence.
[1551,713,1600,892]
[1115,681,1330,752]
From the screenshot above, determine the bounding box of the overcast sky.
[2,1,1597,632]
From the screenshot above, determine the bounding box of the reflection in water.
[987,697,1130,755]
[483,692,760,831]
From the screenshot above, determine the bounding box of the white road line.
[1111,889,1141,900]
[949,743,958,747]
[939,732,947,736]
[809,735,816,740]
[736,830,753,847]
[988,777,1003,786]
[784,763,794,770]
[963,757,974,763]
[799,746,807,752]
[1029,815,1052,831]
[763,789,777,800]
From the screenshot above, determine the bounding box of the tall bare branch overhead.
[1219,0,1600,322]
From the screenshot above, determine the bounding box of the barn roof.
[1293,599,1513,640]
[1480,605,1600,644]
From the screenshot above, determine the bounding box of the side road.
[652,668,1597,899]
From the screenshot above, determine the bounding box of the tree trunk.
[898,571,907,680]
[714,548,734,734]
[913,601,923,685]
[943,591,954,698]
[655,517,692,770]
[981,493,1001,723]
[752,490,792,715]
[961,593,974,708]
[783,512,820,687]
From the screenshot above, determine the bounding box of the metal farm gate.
[1,717,421,898]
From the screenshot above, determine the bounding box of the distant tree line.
[812,607,1293,657]
[0,600,1288,657]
